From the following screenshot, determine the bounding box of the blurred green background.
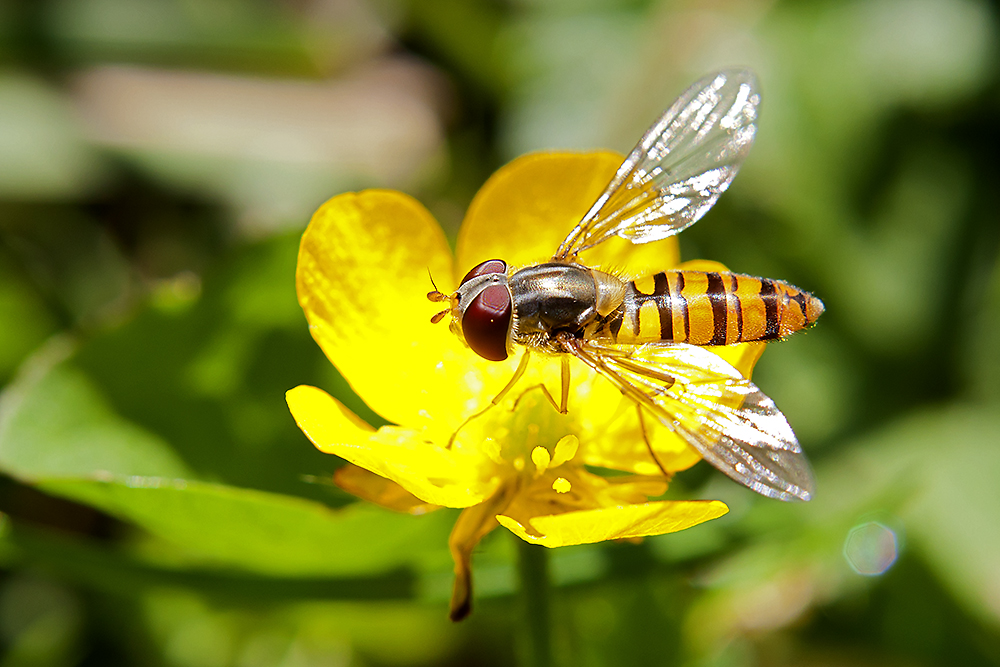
[1,0,999,665]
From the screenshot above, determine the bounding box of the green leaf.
[879,407,1000,626]
[0,339,191,481]
[39,476,453,577]
[965,258,1000,402]
[0,73,105,198]
[796,405,1000,626]
[0,260,57,383]
[0,522,415,602]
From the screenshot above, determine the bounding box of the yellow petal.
[333,464,441,515]
[456,152,623,274]
[708,341,766,380]
[497,500,729,548]
[584,414,703,475]
[456,150,682,280]
[500,466,666,529]
[448,484,517,621]
[570,371,700,475]
[298,190,507,429]
[286,385,499,508]
[584,235,682,282]
[677,259,730,273]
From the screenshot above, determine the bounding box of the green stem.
[516,538,552,667]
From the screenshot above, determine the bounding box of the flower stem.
[516,538,552,667]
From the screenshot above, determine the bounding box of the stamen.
[481,438,503,464]
[531,446,551,474]
[552,477,571,493]
[551,435,579,467]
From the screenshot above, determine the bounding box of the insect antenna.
[426,269,452,322]
[426,268,449,303]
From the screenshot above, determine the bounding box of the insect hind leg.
[559,336,673,480]
[636,405,671,478]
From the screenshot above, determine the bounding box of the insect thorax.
[509,263,604,343]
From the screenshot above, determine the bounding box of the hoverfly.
[429,70,822,502]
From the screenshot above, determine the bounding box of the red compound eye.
[462,284,512,361]
[460,259,507,285]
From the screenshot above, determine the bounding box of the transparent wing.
[567,340,814,501]
[554,70,760,261]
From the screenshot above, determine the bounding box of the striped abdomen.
[598,270,824,346]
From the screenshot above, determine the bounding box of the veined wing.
[554,70,760,261]
[566,339,814,502]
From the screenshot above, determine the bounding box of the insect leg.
[636,405,670,478]
[561,340,675,478]
[512,351,572,413]
[448,349,532,448]
[490,348,532,405]
[560,354,571,414]
[559,338,657,413]
[512,383,561,413]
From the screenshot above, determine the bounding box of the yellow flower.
[286,151,767,620]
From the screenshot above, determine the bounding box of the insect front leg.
[559,354,570,413]
[448,349,533,448]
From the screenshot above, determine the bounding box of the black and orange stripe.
[598,270,823,346]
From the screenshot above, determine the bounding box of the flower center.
[477,389,580,481]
